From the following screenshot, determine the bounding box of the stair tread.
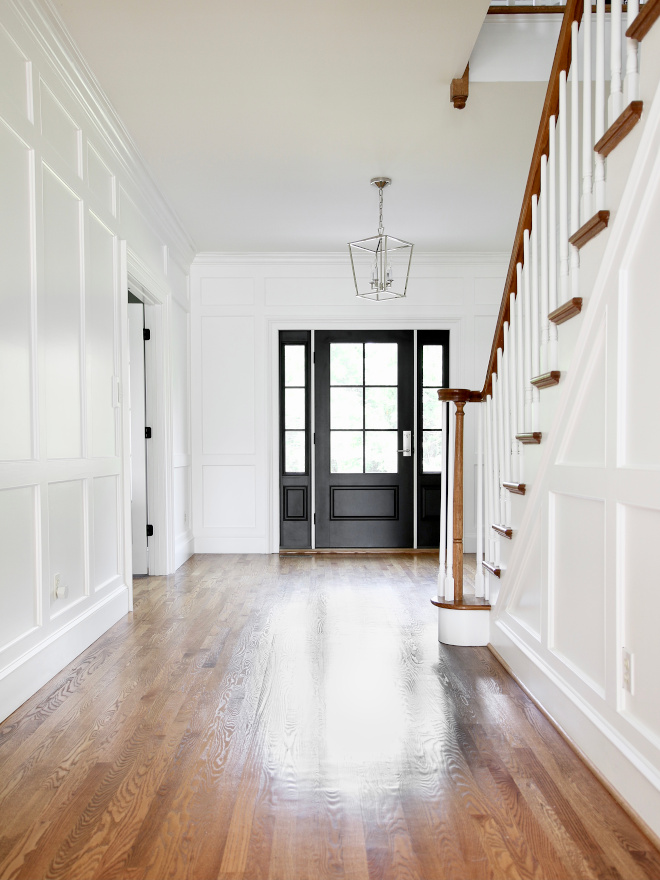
[503,481,526,495]
[568,211,610,250]
[492,524,513,539]
[595,102,643,158]
[516,432,542,444]
[430,596,491,610]
[549,298,582,325]
[531,371,561,389]
[482,561,502,578]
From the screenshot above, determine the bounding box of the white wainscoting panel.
[201,277,254,306]
[174,465,191,539]
[474,276,504,307]
[0,117,33,461]
[203,465,256,529]
[48,479,86,615]
[119,187,165,282]
[40,80,80,176]
[201,316,255,455]
[171,300,189,457]
[474,314,498,392]
[92,476,119,592]
[87,213,117,458]
[550,492,606,693]
[0,486,38,650]
[0,23,29,119]
[87,143,115,216]
[508,518,543,639]
[43,165,82,460]
[620,502,660,743]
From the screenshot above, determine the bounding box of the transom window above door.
[329,342,399,474]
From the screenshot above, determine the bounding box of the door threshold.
[279,548,438,556]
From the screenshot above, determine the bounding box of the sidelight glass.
[365,387,397,430]
[331,387,363,429]
[422,388,442,430]
[285,388,305,429]
[423,431,443,473]
[330,343,363,385]
[285,345,306,387]
[365,343,397,385]
[285,431,306,473]
[365,431,398,473]
[422,345,443,387]
[421,344,444,473]
[331,431,363,473]
[283,343,308,474]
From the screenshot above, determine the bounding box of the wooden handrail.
[482,0,583,398]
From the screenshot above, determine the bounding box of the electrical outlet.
[54,573,67,600]
[622,648,633,693]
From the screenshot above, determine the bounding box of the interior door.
[128,299,149,574]
[315,330,414,548]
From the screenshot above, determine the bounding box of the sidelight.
[283,344,308,474]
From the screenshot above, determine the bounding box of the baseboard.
[488,636,660,848]
[174,531,194,569]
[0,585,130,724]
[193,536,269,554]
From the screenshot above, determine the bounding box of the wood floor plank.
[0,553,658,880]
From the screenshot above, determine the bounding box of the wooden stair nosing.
[595,101,643,158]
[503,481,526,496]
[626,0,660,41]
[531,371,561,389]
[549,297,583,325]
[482,561,502,578]
[516,432,542,445]
[492,524,513,539]
[430,596,491,611]
[568,211,610,250]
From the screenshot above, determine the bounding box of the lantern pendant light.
[348,177,413,302]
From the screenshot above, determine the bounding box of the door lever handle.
[398,430,412,456]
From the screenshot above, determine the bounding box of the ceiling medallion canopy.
[348,177,414,302]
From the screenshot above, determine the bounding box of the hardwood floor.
[0,553,659,880]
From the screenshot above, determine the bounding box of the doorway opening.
[127,292,150,574]
[278,329,449,550]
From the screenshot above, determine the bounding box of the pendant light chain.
[378,185,385,236]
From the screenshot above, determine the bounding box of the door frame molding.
[267,315,464,553]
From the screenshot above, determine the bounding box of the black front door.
[315,330,414,548]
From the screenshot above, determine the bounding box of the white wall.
[190,254,506,553]
[0,0,193,723]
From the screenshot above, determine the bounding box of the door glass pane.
[422,388,443,429]
[331,431,363,473]
[365,431,398,473]
[423,431,443,473]
[330,343,363,385]
[285,431,305,473]
[423,345,443,387]
[285,345,305,386]
[365,343,397,385]
[331,387,363,429]
[285,388,305,429]
[365,387,397,429]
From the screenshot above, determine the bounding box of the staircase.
[434,0,660,842]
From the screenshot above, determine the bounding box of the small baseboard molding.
[175,531,194,570]
[488,638,660,850]
[0,586,130,725]
[194,537,270,554]
[281,547,438,556]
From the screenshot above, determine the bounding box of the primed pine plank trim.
[595,102,643,157]
[549,298,583,325]
[626,0,660,41]
[430,597,491,610]
[516,432,542,444]
[492,524,513,539]
[503,482,526,496]
[531,371,561,389]
[482,561,502,578]
[568,211,610,249]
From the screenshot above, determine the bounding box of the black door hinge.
[146,524,154,537]
[313,432,315,444]
[145,427,152,439]
[313,513,316,524]
[143,328,151,341]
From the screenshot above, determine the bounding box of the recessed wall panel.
[87,143,114,215]
[0,486,38,649]
[171,301,189,457]
[87,213,117,458]
[201,277,254,306]
[40,82,80,175]
[201,316,255,454]
[621,504,660,740]
[48,480,85,613]
[119,188,163,279]
[0,120,33,460]
[43,166,82,459]
[174,466,190,538]
[203,465,255,528]
[474,276,503,306]
[92,476,118,591]
[474,315,498,389]
[550,493,606,692]
[0,25,30,118]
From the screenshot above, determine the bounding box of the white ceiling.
[51,0,548,253]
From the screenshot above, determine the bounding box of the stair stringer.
[490,42,660,843]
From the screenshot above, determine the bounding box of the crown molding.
[193,251,510,267]
[9,0,197,264]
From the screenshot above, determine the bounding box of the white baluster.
[523,230,533,432]
[610,0,623,124]
[485,393,495,597]
[515,267,525,483]
[509,292,520,483]
[438,402,447,598]
[582,5,593,223]
[475,402,485,599]
[625,0,640,104]
[594,0,606,211]
[559,73,570,306]
[496,348,506,526]
[571,21,581,299]
[445,403,455,602]
[531,195,541,431]
[491,373,501,539]
[540,156,549,374]
[548,114,558,370]
[502,324,511,485]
